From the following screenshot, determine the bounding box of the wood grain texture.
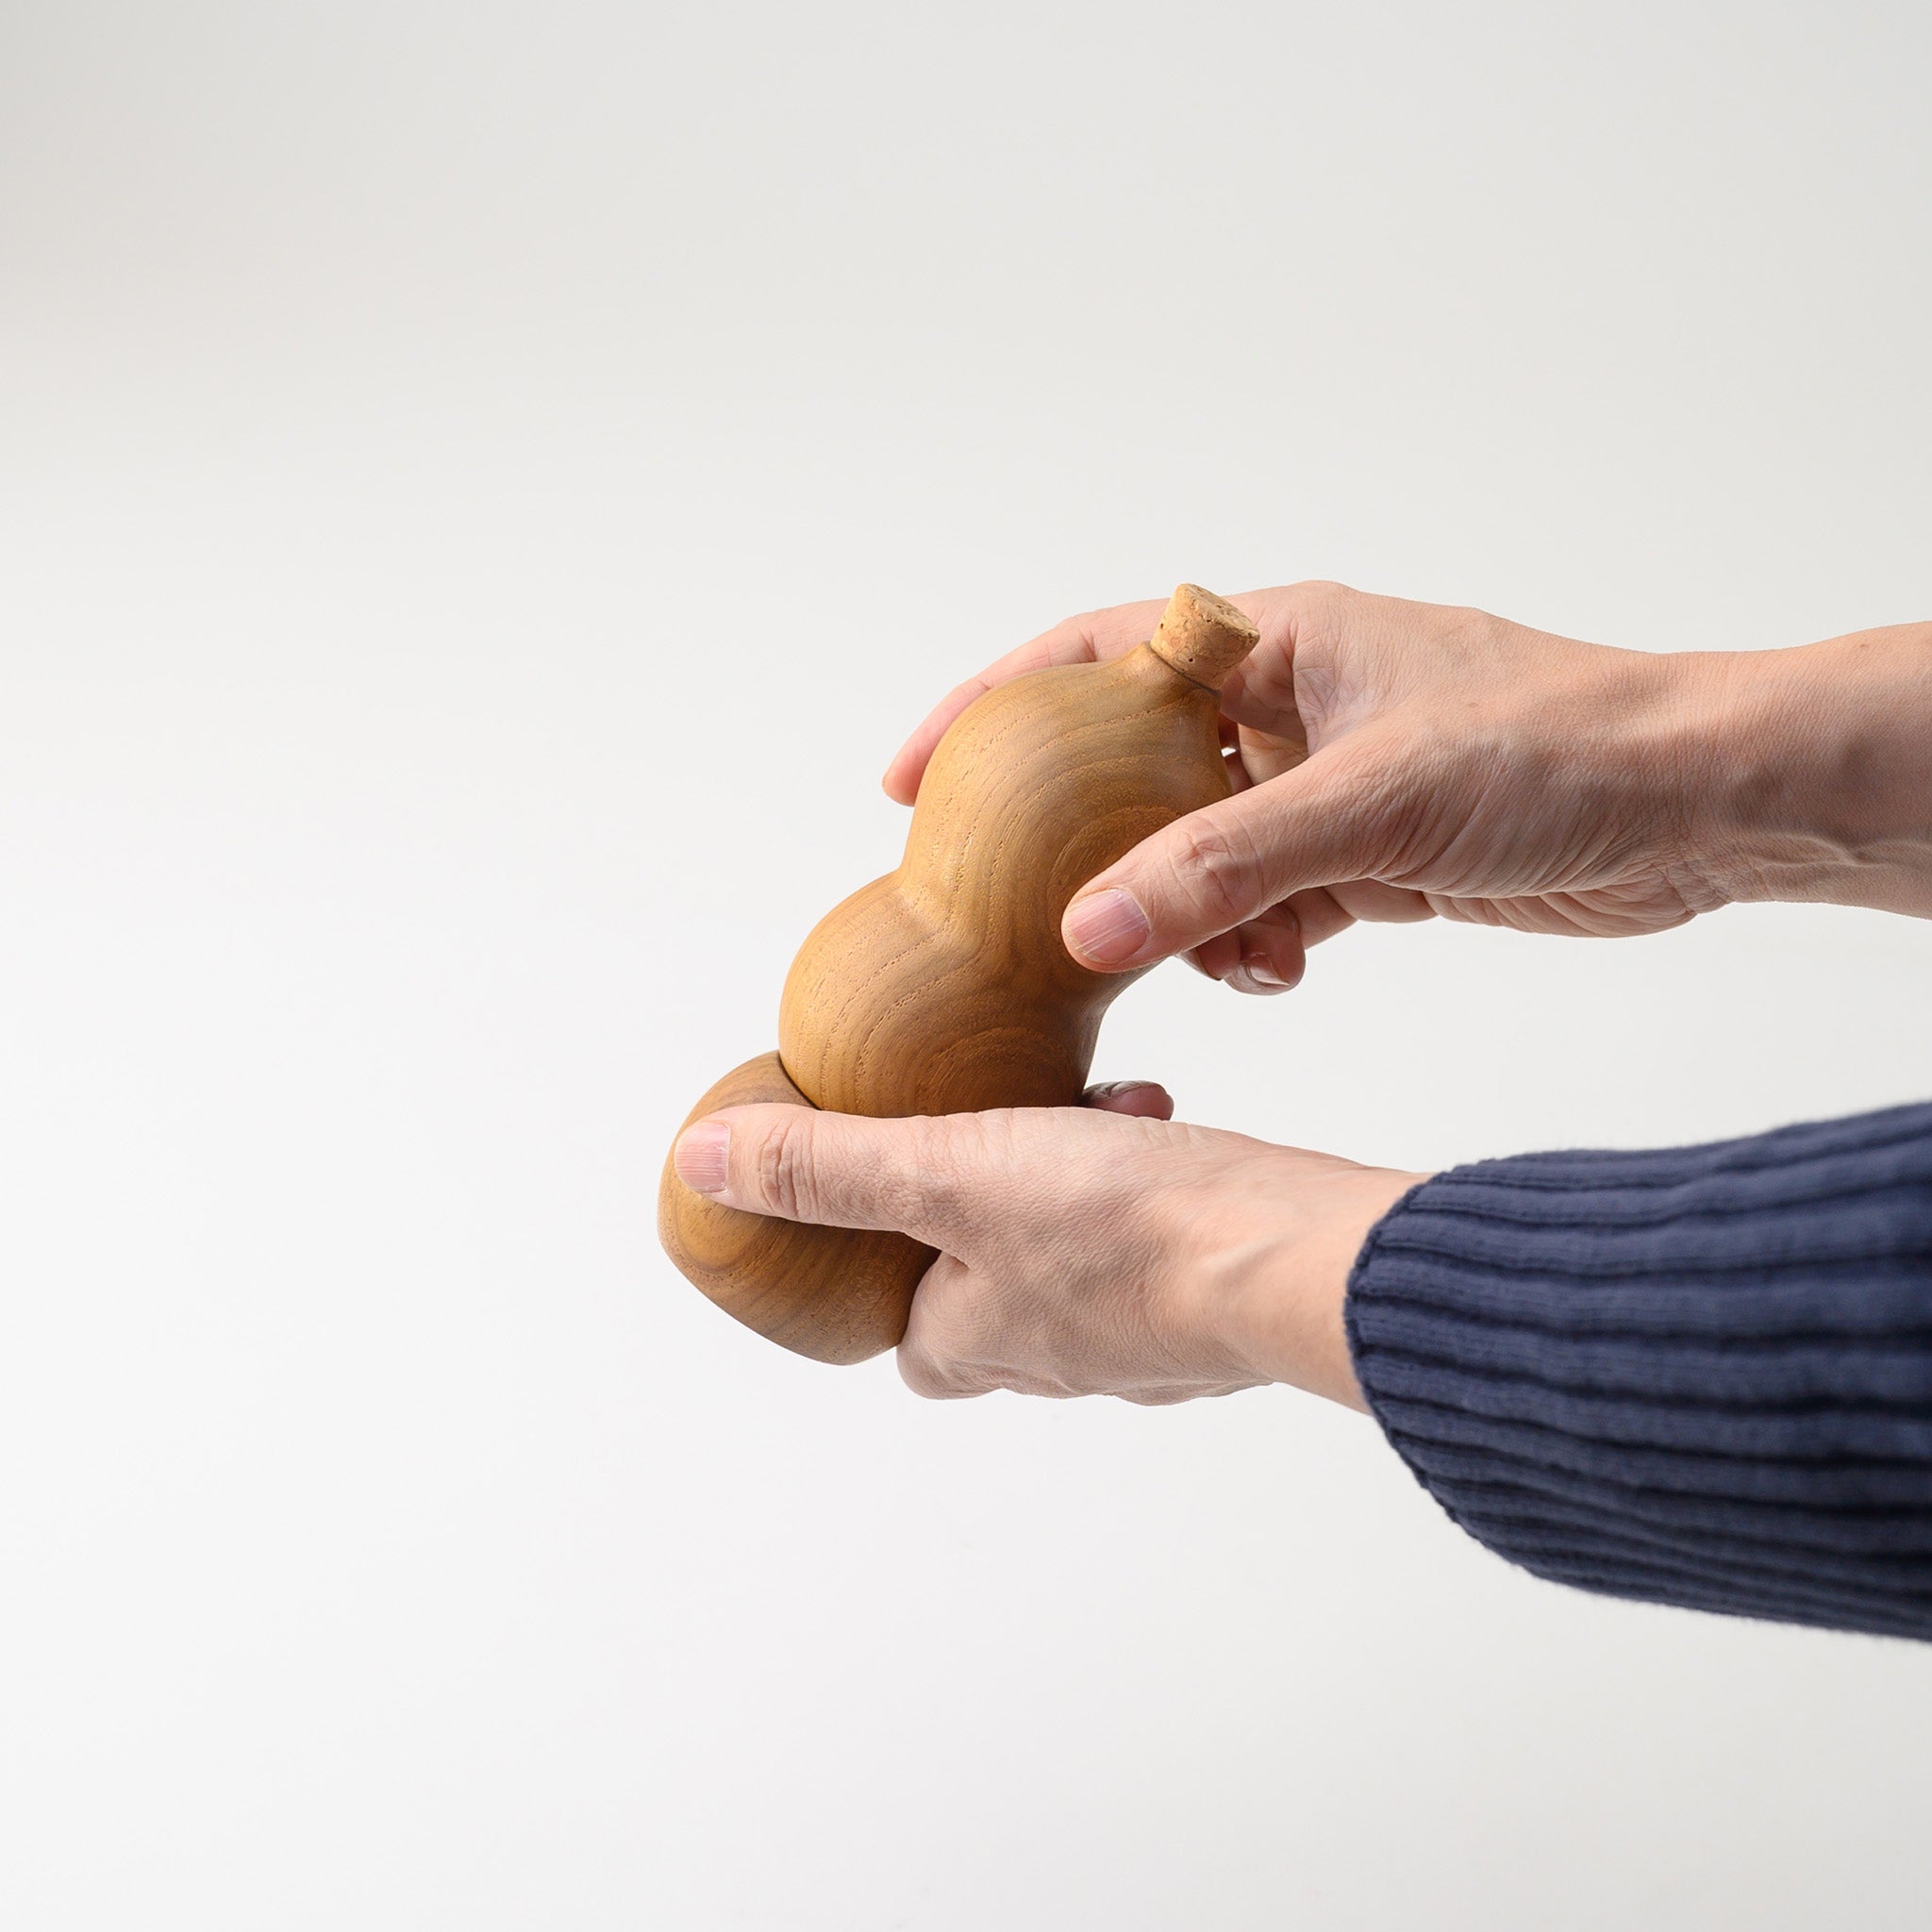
[660,585,1258,1365]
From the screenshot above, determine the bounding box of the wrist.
[1675,626,1932,916]
[1205,1158,1426,1412]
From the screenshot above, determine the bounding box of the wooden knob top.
[1146,584,1259,691]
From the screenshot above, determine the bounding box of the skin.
[677,585,1932,1407]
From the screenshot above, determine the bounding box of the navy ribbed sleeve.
[1345,1102,1932,1641]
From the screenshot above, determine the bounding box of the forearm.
[1679,624,1932,918]
[1345,1102,1932,1641]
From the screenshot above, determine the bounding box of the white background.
[4,3,1930,1925]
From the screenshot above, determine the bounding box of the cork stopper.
[1146,584,1259,691]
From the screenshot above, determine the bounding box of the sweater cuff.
[1343,1104,1932,1641]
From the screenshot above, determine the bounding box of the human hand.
[672,1082,1422,1407]
[884,586,1932,991]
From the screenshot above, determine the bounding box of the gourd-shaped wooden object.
[659,584,1258,1364]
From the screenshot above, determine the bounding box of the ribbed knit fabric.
[1345,1102,1932,1641]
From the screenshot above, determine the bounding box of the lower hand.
[673,1083,1423,1406]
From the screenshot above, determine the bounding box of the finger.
[675,1105,966,1236]
[1190,915,1298,989]
[897,1253,998,1399]
[1326,877,1437,924]
[899,1252,1089,1402]
[1228,720,1310,789]
[1192,890,1351,984]
[1083,1079,1174,1119]
[1223,902,1304,996]
[1285,886,1357,950]
[881,600,1168,804]
[1117,1381,1256,1406]
[1185,931,1242,981]
[1186,910,1305,995]
[1060,738,1409,971]
[672,1097,1035,1243]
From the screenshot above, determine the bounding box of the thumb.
[1061,742,1408,970]
[672,1103,969,1243]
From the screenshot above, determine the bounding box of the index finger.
[880,598,1169,805]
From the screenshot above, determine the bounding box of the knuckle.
[895,1115,962,1228]
[1163,816,1262,926]
[898,1346,967,1401]
[1285,578,1358,634]
[898,1110,1010,1234]
[898,1257,984,1398]
[1054,614,1106,664]
[752,1110,819,1220]
[1289,576,1355,608]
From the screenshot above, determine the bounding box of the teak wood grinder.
[659,584,1260,1364]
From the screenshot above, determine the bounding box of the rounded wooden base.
[658,1052,934,1365]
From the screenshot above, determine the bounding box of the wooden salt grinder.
[659,584,1260,1364]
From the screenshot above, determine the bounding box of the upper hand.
[673,1080,1420,1407]
[884,584,1932,990]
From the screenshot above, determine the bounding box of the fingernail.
[1064,887,1152,966]
[1226,962,1293,996]
[674,1121,731,1195]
